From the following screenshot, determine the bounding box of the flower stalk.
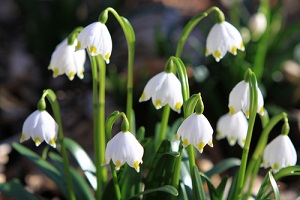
[101,7,135,132]
[41,89,76,200]
[235,70,258,199]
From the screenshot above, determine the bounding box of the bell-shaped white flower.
[206,21,245,62]
[228,80,264,118]
[175,113,213,153]
[248,13,267,38]
[262,135,297,173]
[76,22,112,64]
[48,38,86,80]
[139,71,183,113]
[21,110,58,148]
[102,131,144,172]
[216,111,248,147]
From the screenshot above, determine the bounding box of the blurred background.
[1,0,300,198]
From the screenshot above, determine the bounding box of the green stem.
[175,6,223,57]
[171,145,183,200]
[42,89,76,200]
[90,55,106,200]
[105,7,135,132]
[244,112,287,198]
[157,105,171,151]
[235,73,258,199]
[110,162,122,200]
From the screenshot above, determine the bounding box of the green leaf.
[64,138,97,190]
[48,152,95,200]
[128,185,178,199]
[200,173,228,200]
[12,142,68,198]
[193,166,207,200]
[144,140,180,200]
[0,179,39,200]
[256,171,280,200]
[205,158,241,178]
[273,165,300,180]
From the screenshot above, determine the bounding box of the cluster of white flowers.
[21,14,297,174]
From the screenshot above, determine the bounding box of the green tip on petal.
[115,160,121,170]
[213,50,222,60]
[34,137,41,146]
[90,46,97,54]
[53,68,59,77]
[75,41,81,50]
[231,46,237,55]
[273,163,279,171]
[105,53,110,61]
[134,161,140,172]
[139,92,146,102]
[174,134,179,140]
[49,138,56,148]
[155,100,162,108]
[68,72,75,80]
[20,133,26,142]
[183,138,189,147]
[175,102,182,111]
[197,142,205,153]
[229,106,235,114]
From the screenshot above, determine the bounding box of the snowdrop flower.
[48,38,86,80]
[102,131,144,172]
[21,110,58,148]
[206,21,245,62]
[228,80,264,118]
[76,22,112,64]
[262,135,297,173]
[139,71,183,113]
[175,113,213,153]
[216,111,248,148]
[248,13,267,38]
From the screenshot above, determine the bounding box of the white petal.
[229,81,248,115]
[139,72,166,102]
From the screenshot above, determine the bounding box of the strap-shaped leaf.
[49,152,95,200]
[63,138,97,190]
[0,179,39,200]
[274,165,300,180]
[256,171,280,200]
[193,166,207,200]
[200,172,228,200]
[205,158,241,178]
[12,142,68,198]
[128,185,178,199]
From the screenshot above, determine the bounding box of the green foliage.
[0,179,39,200]
[256,171,280,200]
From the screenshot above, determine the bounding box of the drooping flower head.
[21,110,58,148]
[175,113,213,153]
[175,94,213,153]
[262,135,297,173]
[102,131,144,172]
[248,12,267,39]
[76,22,112,64]
[216,111,248,148]
[139,71,183,113]
[48,38,86,80]
[206,21,245,62]
[228,80,264,118]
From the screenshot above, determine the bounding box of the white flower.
[21,110,58,148]
[262,135,297,173]
[48,38,86,80]
[206,21,245,62]
[248,13,267,37]
[76,22,112,64]
[228,80,264,118]
[102,131,144,172]
[139,71,183,113]
[216,111,248,148]
[175,113,213,153]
